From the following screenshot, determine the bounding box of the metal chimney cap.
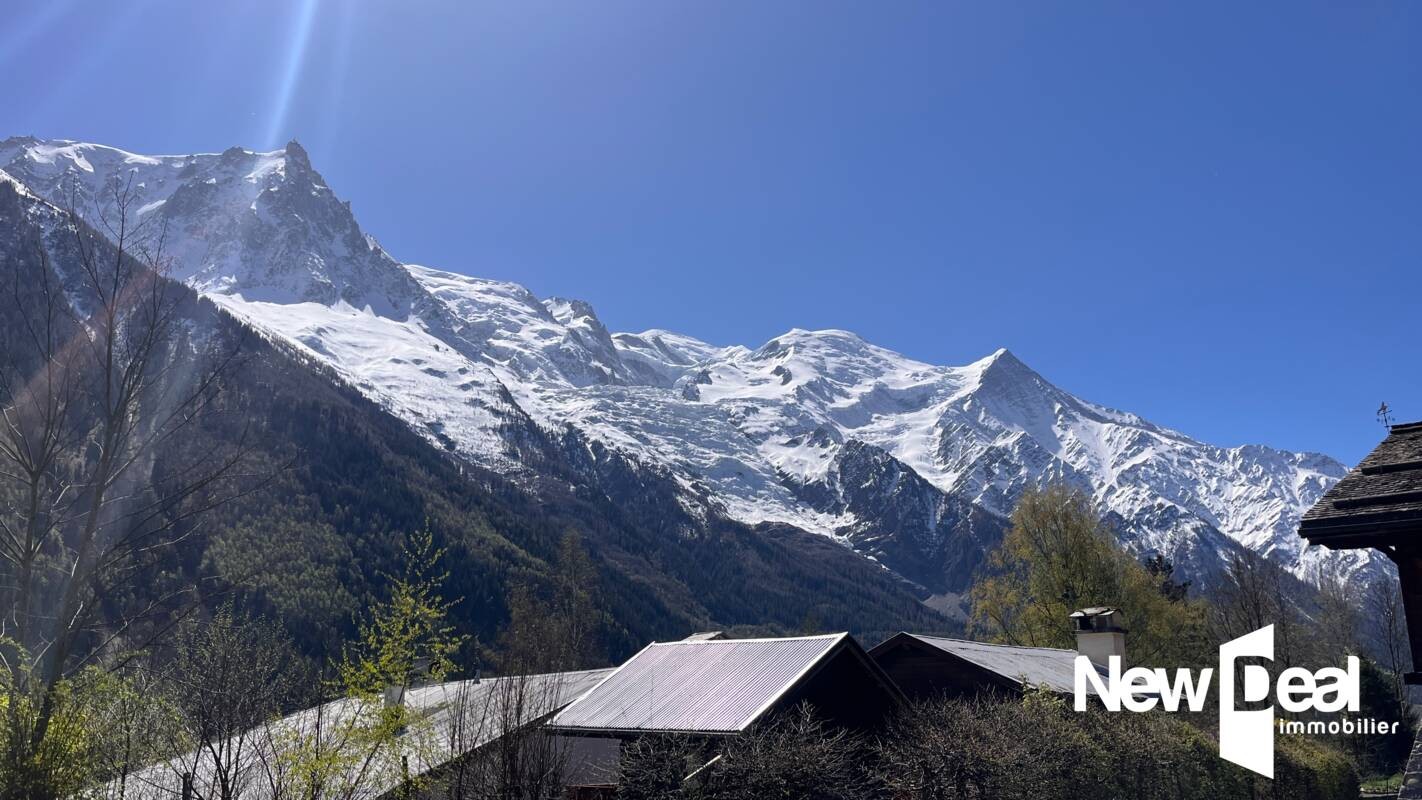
[1070,607,1127,633]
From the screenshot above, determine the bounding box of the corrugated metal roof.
[548,634,847,734]
[903,634,1104,695]
[111,669,613,800]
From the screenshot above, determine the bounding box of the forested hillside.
[192,330,952,665]
[0,178,948,674]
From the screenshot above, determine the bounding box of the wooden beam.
[1395,551,1422,685]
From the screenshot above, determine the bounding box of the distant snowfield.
[208,296,517,466]
[0,136,1381,590]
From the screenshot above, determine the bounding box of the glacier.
[0,137,1380,601]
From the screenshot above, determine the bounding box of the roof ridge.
[910,633,1077,654]
[648,632,846,646]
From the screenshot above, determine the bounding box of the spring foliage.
[969,484,1210,667]
[337,528,464,702]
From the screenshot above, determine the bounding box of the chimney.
[383,656,434,709]
[382,682,406,709]
[1071,607,1126,665]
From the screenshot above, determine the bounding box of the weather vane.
[1378,401,1394,428]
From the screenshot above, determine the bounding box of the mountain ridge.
[0,136,1380,605]
[0,168,946,664]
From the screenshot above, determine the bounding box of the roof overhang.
[869,632,1081,696]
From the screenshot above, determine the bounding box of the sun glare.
[264,0,323,150]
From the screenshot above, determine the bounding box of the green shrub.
[876,690,1359,800]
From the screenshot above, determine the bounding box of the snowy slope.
[0,137,527,467]
[0,138,422,311]
[0,137,1375,595]
[207,296,521,463]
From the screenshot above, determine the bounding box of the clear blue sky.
[5,1,1418,463]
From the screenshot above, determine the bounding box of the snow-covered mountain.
[0,137,1378,602]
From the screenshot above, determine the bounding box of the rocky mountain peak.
[965,347,1043,391]
[0,136,1376,597]
[544,296,602,327]
[283,139,311,171]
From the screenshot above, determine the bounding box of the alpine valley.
[0,138,1382,648]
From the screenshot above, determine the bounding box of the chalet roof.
[114,669,613,800]
[870,633,1106,695]
[546,633,900,735]
[1300,421,1422,547]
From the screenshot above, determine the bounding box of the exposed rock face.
[0,138,1378,603]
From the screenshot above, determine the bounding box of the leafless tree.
[0,177,259,798]
[163,608,297,800]
[51,663,177,800]
[251,692,390,800]
[1312,561,1360,664]
[876,695,1073,800]
[615,705,877,800]
[1212,549,1302,669]
[428,533,613,799]
[874,691,1278,800]
[1367,577,1410,716]
[498,532,606,676]
[431,674,577,800]
[614,734,704,800]
[697,705,877,800]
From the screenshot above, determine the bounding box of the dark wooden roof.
[1299,421,1422,547]
[868,633,1109,696]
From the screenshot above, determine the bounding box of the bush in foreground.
[877,689,1359,800]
